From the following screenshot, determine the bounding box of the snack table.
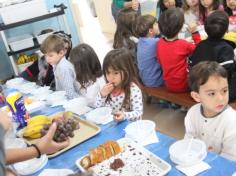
[31,107,236,176]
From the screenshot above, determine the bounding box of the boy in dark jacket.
[190,10,236,102]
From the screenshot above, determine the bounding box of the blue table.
[31,112,236,176]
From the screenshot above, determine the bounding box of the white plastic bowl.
[46,91,66,105]
[85,107,113,124]
[169,138,207,166]
[124,120,156,145]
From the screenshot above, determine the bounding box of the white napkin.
[125,130,159,146]
[65,106,92,116]
[13,155,48,175]
[25,101,46,113]
[176,161,211,176]
[38,169,74,176]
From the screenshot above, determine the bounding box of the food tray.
[76,138,171,176]
[17,112,101,158]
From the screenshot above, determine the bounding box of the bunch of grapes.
[40,117,80,142]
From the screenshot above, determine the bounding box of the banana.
[23,115,52,139]
[28,133,41,139]
[27,115,52,127]
[23,124,43,138]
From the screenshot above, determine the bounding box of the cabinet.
[0,4,70,76]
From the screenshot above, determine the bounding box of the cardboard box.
[8,34,34,51]
[0,0,48,25]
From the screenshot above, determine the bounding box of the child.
[182,0,200,25]
[20,31,72,89]
[136,15,163,87]
[111,0,140,22]
[157,7,201,93]
[223,0,236,31]
[95,48,143,121]
[156,0,182,19]
[113,8,139,63]
[40,34,79,99]
[190,10,236,102]
[70,43,105,107]
[185,61,236,161]
[199,0,223,24]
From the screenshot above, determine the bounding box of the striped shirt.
[53,57,79,99]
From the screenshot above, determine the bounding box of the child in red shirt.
[156,7,201,92]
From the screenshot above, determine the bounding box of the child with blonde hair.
[41,34,79,99]
[95,48,143,121]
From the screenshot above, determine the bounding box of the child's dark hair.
[70,43,102,89]
[189,61,228,92]
[158,7,184,39]
[40,34,65,54]
[113,8,138,49]
[199,0,220,22]
[157,0,182,14]
[136,15,157,37]
[204,10,229,39]
[103,48,139,108]
[223,0,233,16]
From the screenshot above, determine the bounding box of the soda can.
[6,92,29,128]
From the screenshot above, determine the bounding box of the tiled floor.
[75,0,186,139]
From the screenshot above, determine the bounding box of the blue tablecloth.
[31,109,236,176]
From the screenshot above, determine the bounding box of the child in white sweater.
[185,61,236,161]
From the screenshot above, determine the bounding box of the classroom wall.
[0,0,80,80]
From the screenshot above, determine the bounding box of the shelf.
[7,45,40,56]
[0,8,65,30]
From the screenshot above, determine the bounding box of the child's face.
[200,0,213,8]
[45,50,65,65]
[149,22,160,36]
[226,0,236,10]
[152,22,160,35]
[163,0,176,8]
[186,0,199,7]
[191,75,228,117]
[105,67,123,87]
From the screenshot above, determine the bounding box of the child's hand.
[100,83,114,97]
[187,22,197,33]
[113,111,125,122]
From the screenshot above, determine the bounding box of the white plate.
[76,138,171,175]
[12,154,48,175]
[85,107,113,125]
[6,78,24,88]
[38,169,74,176]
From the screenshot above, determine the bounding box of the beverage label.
[6,92,29,128]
